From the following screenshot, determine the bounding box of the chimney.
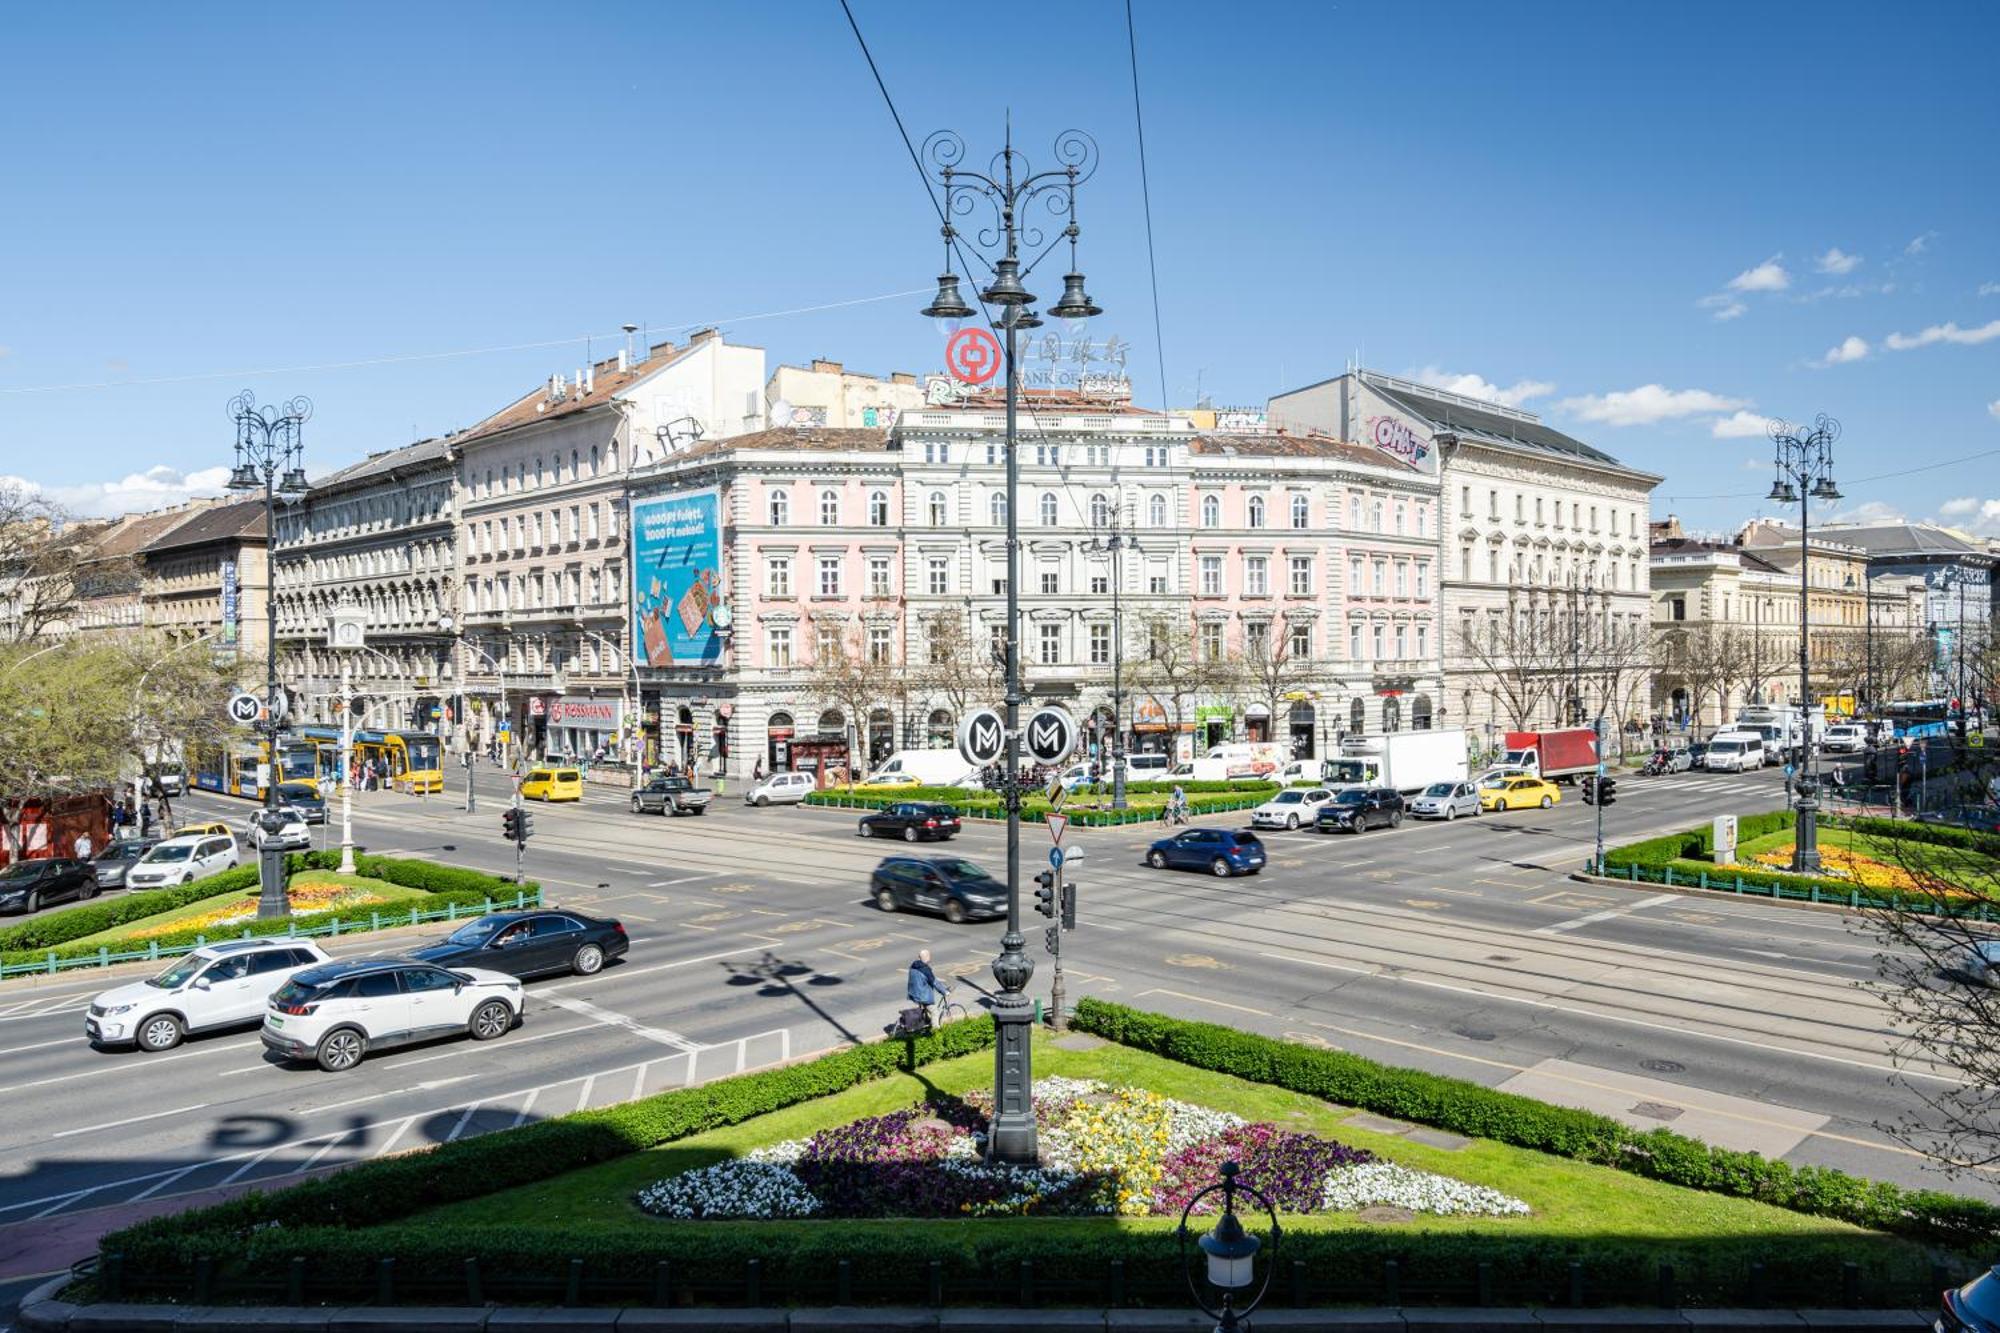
[574,369,584,396]
[688,327,720,345]
[811,359,843,375]
[617,349,630,373]
[891,372,916,386]
[584,364,595,395]
[650,340,677,360]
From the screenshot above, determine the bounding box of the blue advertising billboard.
[631,489,724,667]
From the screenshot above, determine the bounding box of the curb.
[14,1282,1936,1333]
[1566,871,1856,917]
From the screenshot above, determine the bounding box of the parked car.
[410,909,628,978]
[862,773,924,789]
[1315,788,1405,834]
[278,782,327,823]
[1408,781,1481,821]
[1658,748,1694,773]
[262,957,523,1072]
[91,837,161,891]
[858,802,962,842]
[1473,766,1532,791]
[744,771,816,806]
[246,807,311,852]
[125,834,241,889]
[519,767,583,801]
[1480,776,1562,812]
[0,857,98,914]
[148,771,185,798]
[1938,1263,2000,1331]
[87,939,333,1052]
[1249,787,1337,830]
[1684,740,1710,768]
[1146,828,1267,877]
[630,774,713,817]
[1821,722,1867,754]
[172,821,233,839]
[870,855,1007,923]
[1951,940,2000,988]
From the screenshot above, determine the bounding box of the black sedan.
[91,838,161,891]
[858,802,962,843]
[278,782,327,824]
[408,909,629,979]
[1315,788,1405,834]
[871,856,1006,923]
[0,857,98,914]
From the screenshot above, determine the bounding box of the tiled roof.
[309,437,452,493]
[455,342,704,446]
[79,505,215,562]
[1805,522,1993,560]
[661,426,892,464]
[1191,430,1415,471]
[142,498,266,554]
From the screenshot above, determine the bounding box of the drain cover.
[1630,1100,1685,1121]
[1449,1023,1496,1042]
[1640,1058,1685,1074]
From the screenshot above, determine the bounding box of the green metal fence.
[1585,858,1983,920]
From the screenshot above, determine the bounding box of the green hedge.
[1833,813,2000,858]
[1071,998,1999,1249]
[0,867,261,952]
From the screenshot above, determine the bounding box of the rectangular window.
[1039,622,1062,665]
[1148,572,1167,593]
[1535,497,1544,525]
[1415,563,1429,598]
[1372,624,1385,660]
[1348,495,1362,528]
[1245,555,1268,596]
[869,556,892,597]
[1488,550,1499,582]
[1200,622,1224,661]
[1349,623,1363,660]
[817,624,842,663]
[985,443,1000,465]
[1395,562,1409,597]
[587,504,600,540]
[817,556,841,597]
[1589,505,1598,532]
[606,506,620,539]
[1349,559,1364,593]
[1416,623,1429,657]
[1145,445,1167,467]
[1395,625,1408,658]
[1289,556,1312,596]
[1199,555,1223,596]
[767,627,793,667]
[867,626,892,665]
[926,558,948,595]
[1461,485,1471,514]
[1040,570,1059,594]
[1089,623,1111,665]
[1090,573,1108,594]
[1372,560,1386,595]
[766,556,792,597]
[567,505,580,544]
[1394,504,1406,535]
[1288,622,1312,660]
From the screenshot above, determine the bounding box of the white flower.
[745,1137,809,1165]
[1320,1162,1529,1217]
[636,1161,821,1219]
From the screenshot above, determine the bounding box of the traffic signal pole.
[1593,715,1607,873]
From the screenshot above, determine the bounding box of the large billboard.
[631,489,724,667]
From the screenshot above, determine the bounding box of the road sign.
[1048,846,1066,870]
[957,707,1006,767]
[225,691,261,726]
[1046,812,1068,844]
[1046,778,1068,809]
[1024,706,1078,765]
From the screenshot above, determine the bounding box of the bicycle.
[1160,801,1190,826]
[895,989,968,1036]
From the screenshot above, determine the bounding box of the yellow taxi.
[173,821,233,839]
[1479,776,1562,812]
[519,767,584,802]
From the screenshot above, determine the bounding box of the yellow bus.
[295,726,445,794]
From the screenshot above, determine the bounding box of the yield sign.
[1047,812,1068,844]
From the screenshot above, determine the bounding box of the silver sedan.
[1407,781,1481,821]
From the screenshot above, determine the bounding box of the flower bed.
[1749,844,1926,891]
[123,875,403,940]
[635,1077,1527,1222]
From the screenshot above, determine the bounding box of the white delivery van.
[1702,732,1765,773]
[868,750,978,788]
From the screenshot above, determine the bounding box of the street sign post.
[1046,812,1068,844]
[1048,845,1065,870]
[957,707,1007,768]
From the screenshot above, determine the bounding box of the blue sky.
[2,0,1995,536]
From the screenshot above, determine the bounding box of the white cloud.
[1934,497,2000,536]
[1698,293,1749,321]
[1555,384,1750,427]
[1816,335,1870,366]
[1884,319,2000,351]
[0,465,234,520]
[1990,398,2000,420]
[1939,497,1980,517]
[1979,282,2000,297]
[1814,248,1862,275]
[1409,367,1555,408]
[1711,410,1771,438]
[1828,500,1907,526]
[1728,256,1791,293]
[1906,231,1939,256]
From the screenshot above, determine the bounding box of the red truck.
[1501,729,1600,783]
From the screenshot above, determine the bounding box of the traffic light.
[1033,869,1056,918]
[1060,881,1077,931]
[520,810,535,841]
[1044,926,1060,953]
[1596,777,1617,806]
[502,808,520,842]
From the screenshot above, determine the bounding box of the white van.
[1703,733,1765,773]
[868,750,977,788]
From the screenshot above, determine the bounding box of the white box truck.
[868,749,980,788]
[1326,729,1469,795]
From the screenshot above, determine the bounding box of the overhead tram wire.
[1656,446,2000,505]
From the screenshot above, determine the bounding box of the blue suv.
[1145,828,1266,878]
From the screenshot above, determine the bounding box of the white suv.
[87,939,333,1052]
[247,807,311,852]
[262,958,523,1072]
[125,834,240,889]
[1250,788,1336,830]
[744,772,814,806]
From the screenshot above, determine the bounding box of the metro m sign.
[957,707,1007,767]
[1024,706,1078,765]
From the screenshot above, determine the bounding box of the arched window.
[868,491,889,526]
[1148,494,1168,528]
[1039,492,1059,526]
[1200,494,1221,528]
[1349,697,1366,734]
[1412,694,1434,730]
[929,491,948,525]
[1291,495,1309,529]
[1089,493,1110,528]
[990,492,1009,526]
[769,490,790,526]
[819,489,840,526]
[1247,495,1266,529]
[1383,697,1403,732]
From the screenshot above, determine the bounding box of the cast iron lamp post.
[1766,414,1842,874]
[917,123,1101,1164]
[225,390,311,920]
[1086,505,1138,809]
[1179,1160,1280,1333]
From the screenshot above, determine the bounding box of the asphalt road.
[0,758,1983,1245]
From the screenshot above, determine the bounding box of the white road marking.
[371,1116,417,1159]
[0,1035,86,1055]
[1533,892,1679,935]
[649,872,723,887]
[574,1074,596,1113]
[12,1039,260,1090]
[51,1102,209,1140]
[509,1088,539,1128]
[444,1102,482,1143]
[537,992,700,1052]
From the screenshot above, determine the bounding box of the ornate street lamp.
[916,124,1101,1164]
[226,390,312,919]
[1766,413,1842,874]
[1179,1161,1280,1333]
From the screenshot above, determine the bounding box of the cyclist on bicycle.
[1166,783,1189,825]
[907,949,948,1009]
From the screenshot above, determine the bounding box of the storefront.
[1244,704,1271,743]
[548,696,623,762]
[767,711,796,772]
[1287,700,1316,757]
[1196,704,1234,751]
[867,708,895,766]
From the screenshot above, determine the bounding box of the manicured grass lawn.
[73,873,427,946]
[419,1034,1894,1244]
[1734,823,1999,888]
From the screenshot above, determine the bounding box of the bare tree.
[1134,612,1211,743]
[1453,605,1559,730]
[912,610,1002,722]
[805,616,900,780]
[1236,617,1326,737]
[1742,621,1786,712]
[0,483,92,642]
[1588,618,1652,757]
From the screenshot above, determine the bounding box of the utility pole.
[1087,506,1139,809]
